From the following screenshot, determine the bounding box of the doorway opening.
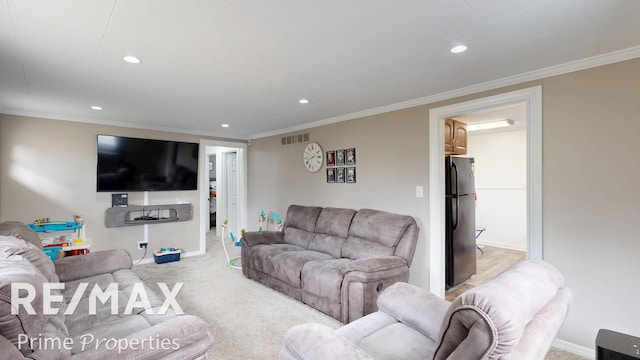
[199,139,247,255]
[428,86,542,298]
[443,103,529,300]
[207,154,217,231]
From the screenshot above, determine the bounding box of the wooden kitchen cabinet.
[444,119,467,155]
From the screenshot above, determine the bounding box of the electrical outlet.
[138,241,148,249]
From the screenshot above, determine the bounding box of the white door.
[226,152,239,236]
[207,155,216,232]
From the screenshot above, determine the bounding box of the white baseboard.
[183,250,205,258]
[133,257,154,265]
[553,339,595,359]
[132,249,205,266]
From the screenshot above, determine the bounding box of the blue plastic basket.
[43,246,62,261]
[28,221,82,232]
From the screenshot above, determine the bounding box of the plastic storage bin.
[154,249,181,264]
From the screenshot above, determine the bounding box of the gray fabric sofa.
[282,259,572,360]
[241,205,419,324]
[0,221,213,359]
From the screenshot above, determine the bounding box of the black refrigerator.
[445,156,476,289]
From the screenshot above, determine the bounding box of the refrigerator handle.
[452,162,459,230]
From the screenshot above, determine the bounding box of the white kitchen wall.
[467,130,527,251]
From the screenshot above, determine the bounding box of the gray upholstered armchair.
[282,259,572,360]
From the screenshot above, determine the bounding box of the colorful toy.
[73,214,84,225]
[258,210,266,231]
[268,211,283,231]
[221,220,228,238]
[221,220,242,270]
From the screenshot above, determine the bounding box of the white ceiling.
[1,0,639,139]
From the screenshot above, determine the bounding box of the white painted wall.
[467,130,527,251]
[0,115,239,261]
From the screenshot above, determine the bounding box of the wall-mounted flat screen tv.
[97,134,199,192]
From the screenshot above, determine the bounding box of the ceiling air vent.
[281,133,309,146]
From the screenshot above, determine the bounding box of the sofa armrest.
[376,282,450,340]
[71,315,213,360]
[241,231,284,247]
[55,249,132,282]
[282,323,373,360]
[342,256,407,278]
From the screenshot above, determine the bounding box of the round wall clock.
[303,142,323,172]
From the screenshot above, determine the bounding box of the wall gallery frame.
[326,151,335,166]
[346,148,356,165]
[326,147,356,184]
[326,168,335,183]
[335,149,345,166]
[346,167,356,183]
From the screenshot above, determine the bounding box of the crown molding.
[3,46,639,141]
[249,45,640,139]
[0,108,248,140]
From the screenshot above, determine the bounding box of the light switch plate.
[416,186,424,198]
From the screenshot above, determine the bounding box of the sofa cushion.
[301,258,352,302]
[283,205,322,248]
[245,244,304,275]
[0,259,71,359]
[283,227,316,249]
[54,249,132,283]
[270,251,333,287]
[69,315,151,355]
[315,208,356,238]
[62,272,127,335]
[0,235,59,283]
[63,269,165,336]
[337,311,436,360]
[342,209,414,260]
[308,208,356,257]
[0,221,43,249]
[307,233,345,259]
[284,205,323,233]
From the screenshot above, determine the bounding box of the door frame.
[428,86,542,297]
[199,139,247,253]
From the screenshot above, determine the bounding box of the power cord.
[135,244,148,265]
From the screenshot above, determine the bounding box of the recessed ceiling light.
[221,124,230,128]
[298,98,309,104]
[123,55,141,64]
[450,45,468,54]
[91,106,102,110]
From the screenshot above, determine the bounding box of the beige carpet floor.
[133,233,588,360]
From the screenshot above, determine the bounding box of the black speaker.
[111,193,128,207]
[596,329,640,360]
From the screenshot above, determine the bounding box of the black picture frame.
[336,167,345,183]
[326,151,335,166]
[336,149,346,166]
[346,148,356,165]
[346,167,356,183]
[326,168,335,183]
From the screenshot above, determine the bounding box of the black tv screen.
[97,135,199,192]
